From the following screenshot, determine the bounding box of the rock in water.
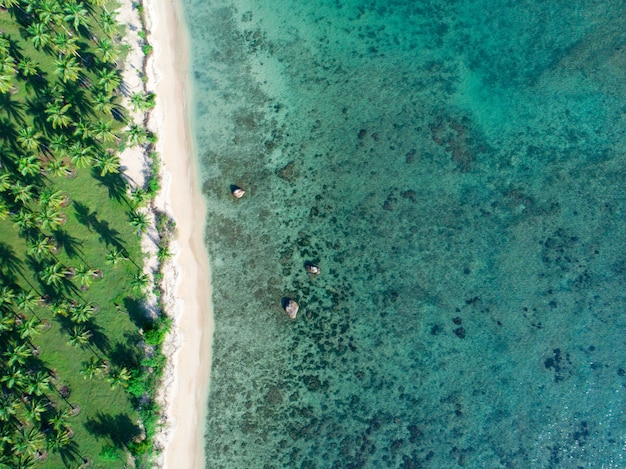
[283,298,299,319]
[230,185,246,198]
[305,263,320,275]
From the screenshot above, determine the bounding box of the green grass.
[0,171,150,467]
[0,1,164,467]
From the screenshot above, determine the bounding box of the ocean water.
[180,0,626,467]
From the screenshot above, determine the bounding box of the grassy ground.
[0,2,162,467]
[0,167,150,468]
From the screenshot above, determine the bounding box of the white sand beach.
[117,0,212,468]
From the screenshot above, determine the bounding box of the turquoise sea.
[180,0,626,467]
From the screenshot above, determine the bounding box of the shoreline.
[146,0,213,467]
[117,0,212,468]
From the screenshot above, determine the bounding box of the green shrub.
[99,445,120,461]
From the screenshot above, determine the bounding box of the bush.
[143,317,171,346]
[99,445,120,461]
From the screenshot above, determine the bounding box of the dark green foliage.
[143,315,172,346]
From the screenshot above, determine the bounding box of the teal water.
[181,0,626,467]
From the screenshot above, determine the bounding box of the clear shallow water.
[180,0,626,467]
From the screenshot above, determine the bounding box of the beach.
[117,0,212,468]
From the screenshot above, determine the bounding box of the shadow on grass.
[58,440,82,467]
[84,412,141,450]
[90,169,128,203]
[109,340,140,369]
[73,200,125,250]
[55,316,111,356]
[122,297,151,330]
[73,200,97,231]
[51,229,84,260]
[0,241,23,282]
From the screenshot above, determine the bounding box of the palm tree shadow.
[109,340,141,369]
[58,440,82,466]
[89,321,111,355]
[73,200,124,249]
[91,169,128,203]
[122,297,150,330]
[0,242,23,281]
[0,117,17,146]
[0,93,25,124]
[73,200,97,230]
[84,412,141,450]
[92,218,124,250]
[51,229,84,259]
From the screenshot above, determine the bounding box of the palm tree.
[99,9,118,37]
[80,356,107,380]
[53,33,80,57]
[0,71,13,94]
[67,325,92,347]
[36,206,67,232]
[107,366,131,389]
[157,244,172,262]
[106,247,127,266]
[0,285,15,307]
[40,262,68,287]
[0,199,9,220]
[130,272,149,293]
[69,302,95,323]
[13,426,45,458]
[13,209,36,232]
[0,0,20,10]
[46,428,72,454]
[45,157,71,177]
[4,341,33,367]
[36,0,64,26]
[0,365,26,390]
[11,181,35,204]
[68,141,94,168]
[16,316,43,341]
[129,187,149,209]
[73,119,92,141]
[23,398,47,423]
[17,126,42,152]
[127,124,148,146]
[47,134,69,159]
[25,369,50,396]
[54,56,81,83]
[17,58,39,78]
[38,187,66,209]
[49,407,72,433]
[15,290,41,314]
[64,0,89,32]
[92,91,114,114]
[28,236,53,260]
[45,101,73,129]
[92,119,117,143]
[75,264,97,289]
[0,170,11,192]
[26,22,51,50]
[96,153,120,176]
[17,155,42,177]
[96,68,121,93]
[129,211,149,235]
[0,394,20,424]
[96,37,117,64]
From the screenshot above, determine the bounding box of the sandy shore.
[117,1,213,468]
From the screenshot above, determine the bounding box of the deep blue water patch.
[181,0,626,467]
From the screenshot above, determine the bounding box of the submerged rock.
[282,298,299,319]
[230,185,246,198]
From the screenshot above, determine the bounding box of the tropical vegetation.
[0,0,170,467]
